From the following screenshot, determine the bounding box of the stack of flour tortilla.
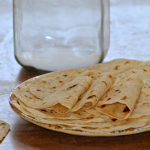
[10,59,150,133]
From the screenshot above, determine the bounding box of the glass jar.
[13,0,110,72]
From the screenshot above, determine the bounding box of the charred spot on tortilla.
[51,87,56,89]
[124,61,130,65]
[41,109,47,112]
[121,96,127,100]
[115,89,121,93]
[87,95,97,99]
[90,76,95,79]
[87,116,94,119]
[102,81,107,86]
[142,69,147,72]
[107,98,111,100]
[0,123,6,125]
[126,78,132,81]
[111,118,118,122]
[67,84,77,89]
[101,105,106,108]
[66,96,73,99]
[114,65,120,70]
[108,74,112,79]
[36,89,41,91]
[123,106,130,113]
[78,98,82,101]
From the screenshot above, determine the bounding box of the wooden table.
[1,0,150,149]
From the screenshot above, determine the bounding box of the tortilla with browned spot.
[12,85,43,109]
[71,72,115,111]
[0,120,10,142]
[89,59,145,74]
[129,79,150,118]
[29,74,78,99]
[95,75,143,120]
[38,76,93,113]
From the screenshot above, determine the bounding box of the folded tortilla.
[12,86,42,108]
[129,79,150,118]
[12,84,43,109]
[95,75,143,120]
[71,72,115,111]
[38,76,93,113]
[0,120,10,142]
[29,74,77,99]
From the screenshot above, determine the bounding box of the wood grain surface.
[1,0,150,149]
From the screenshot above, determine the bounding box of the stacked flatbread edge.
[10,59,150,134]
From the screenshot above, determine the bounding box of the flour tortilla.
[12,85,43,109]
[38,76,93,113]
[0,120,10,142]
[29,74,77,99]
[117,65,150,81]
[71,72,115,111]
[89,59,144,74]
[129,79,150,118]
[95,75,143,120]
[115,65,150,118]
[29,68,87,100]
[12,68,87,109]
